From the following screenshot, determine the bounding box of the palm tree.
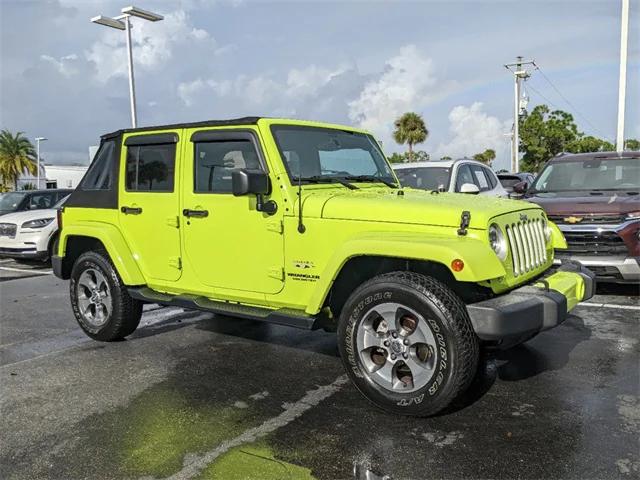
[0,130,37,190]
[393,112,428,162]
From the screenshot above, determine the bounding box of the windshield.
[0,192,27,212]
[395,167,451,191]
[271,125,396,185]
[532,157,640,193]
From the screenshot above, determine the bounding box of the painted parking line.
[167,374,350,480]
[579,302,640,311]
[0,266,53,275]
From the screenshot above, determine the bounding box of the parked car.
[498,172,535,198]
[0,189,73,216]
[394,159,508,196]
[53,117,593,417]
[0,195,69,262]
[521,151,639,283]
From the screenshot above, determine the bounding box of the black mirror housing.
[512,181,528,194]
[232,169,270,196]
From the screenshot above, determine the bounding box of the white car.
[393,159,508,197]
[0,195,69,262]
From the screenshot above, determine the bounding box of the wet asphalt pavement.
[0,260,638,480]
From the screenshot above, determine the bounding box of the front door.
[119,131,182,282]
[181,128,284,294]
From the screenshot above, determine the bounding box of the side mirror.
[512,181,528,194]
[459,183,480,194]
[232,169,270,196]
[231,168,277,215]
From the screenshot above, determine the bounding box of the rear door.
[118,131,182,282]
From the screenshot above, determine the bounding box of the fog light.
[451,259,464,272]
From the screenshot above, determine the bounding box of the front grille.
[505,219,548,276]
[548,214,626,225]
[0,223,17,238]
[560,231,627,256]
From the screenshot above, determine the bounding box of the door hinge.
[266,219,283,234]
[169,256,182,270]
[267,266,284,281]
[166,216,180,228]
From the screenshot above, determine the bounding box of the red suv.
[521,151,639,283]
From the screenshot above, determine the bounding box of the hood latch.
[457,211,471,236]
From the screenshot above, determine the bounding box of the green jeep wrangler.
[54,117,594,416]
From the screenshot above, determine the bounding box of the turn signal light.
[451,259,464,272]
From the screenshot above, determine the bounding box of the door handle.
[183,209,209,218]
[121,206,143,215]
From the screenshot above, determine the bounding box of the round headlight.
[488,223,508,261]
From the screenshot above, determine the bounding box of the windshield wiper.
[297,176,358,190]
[343,175,399,188]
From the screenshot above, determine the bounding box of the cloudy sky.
[1,0,638,171]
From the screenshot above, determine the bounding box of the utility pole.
[616,0,629,152]
[35,137,47,189]
[505,57,535,172]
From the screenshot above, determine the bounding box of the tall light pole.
[505,57,535,172]
[35,137,47,189]
[91,6,163,128]
[616,0,630,152]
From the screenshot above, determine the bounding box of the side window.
[28,192,54,209]
[126,143,176,192]
[80,140,115,190]
[483,167,497,189]
[470,165,490,191]
[455,164,475,191]
[194,140,261,193]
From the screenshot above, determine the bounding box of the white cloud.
[433,102,511,160]
[286,64,348,97]
[348,45,453,144]
[86,10,217,82]
[40,54,79,77]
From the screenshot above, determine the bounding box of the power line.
[525,83,563,112]
[533,63,612,141]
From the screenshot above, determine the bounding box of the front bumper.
[554,254,639,283]
[0,247,48,260]
[467,261,595,348]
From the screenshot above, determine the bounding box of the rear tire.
[70,250,142,341]
[337,271,479,416]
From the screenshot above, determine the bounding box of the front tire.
[337,272,478,416]
[70,250,142,341]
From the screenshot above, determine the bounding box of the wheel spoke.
[360,327,384,350]
[372,360,396,390]
[100,298,112,317]
[77,296,92,313]
[405,354,435,386]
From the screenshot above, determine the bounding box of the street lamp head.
[121,6,163,22]
[90,15,126,30]
[35,137,47,142]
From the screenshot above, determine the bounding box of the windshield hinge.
[267,219,283,234]
[268,266,284,281]
[168,256,182,270]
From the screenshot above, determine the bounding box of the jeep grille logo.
[519,213,528,222]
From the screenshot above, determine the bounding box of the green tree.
[387,151,429,164]
[0,130,37,190]
[472,149,496,166]
[519,105,580,172]
[624,139,640,150]
[440,156,452,161]
[393,112,428,162]
[566,136,614,153]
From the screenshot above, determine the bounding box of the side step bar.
[128,287,319,330]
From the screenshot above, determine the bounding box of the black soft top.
[101,116,262,140]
